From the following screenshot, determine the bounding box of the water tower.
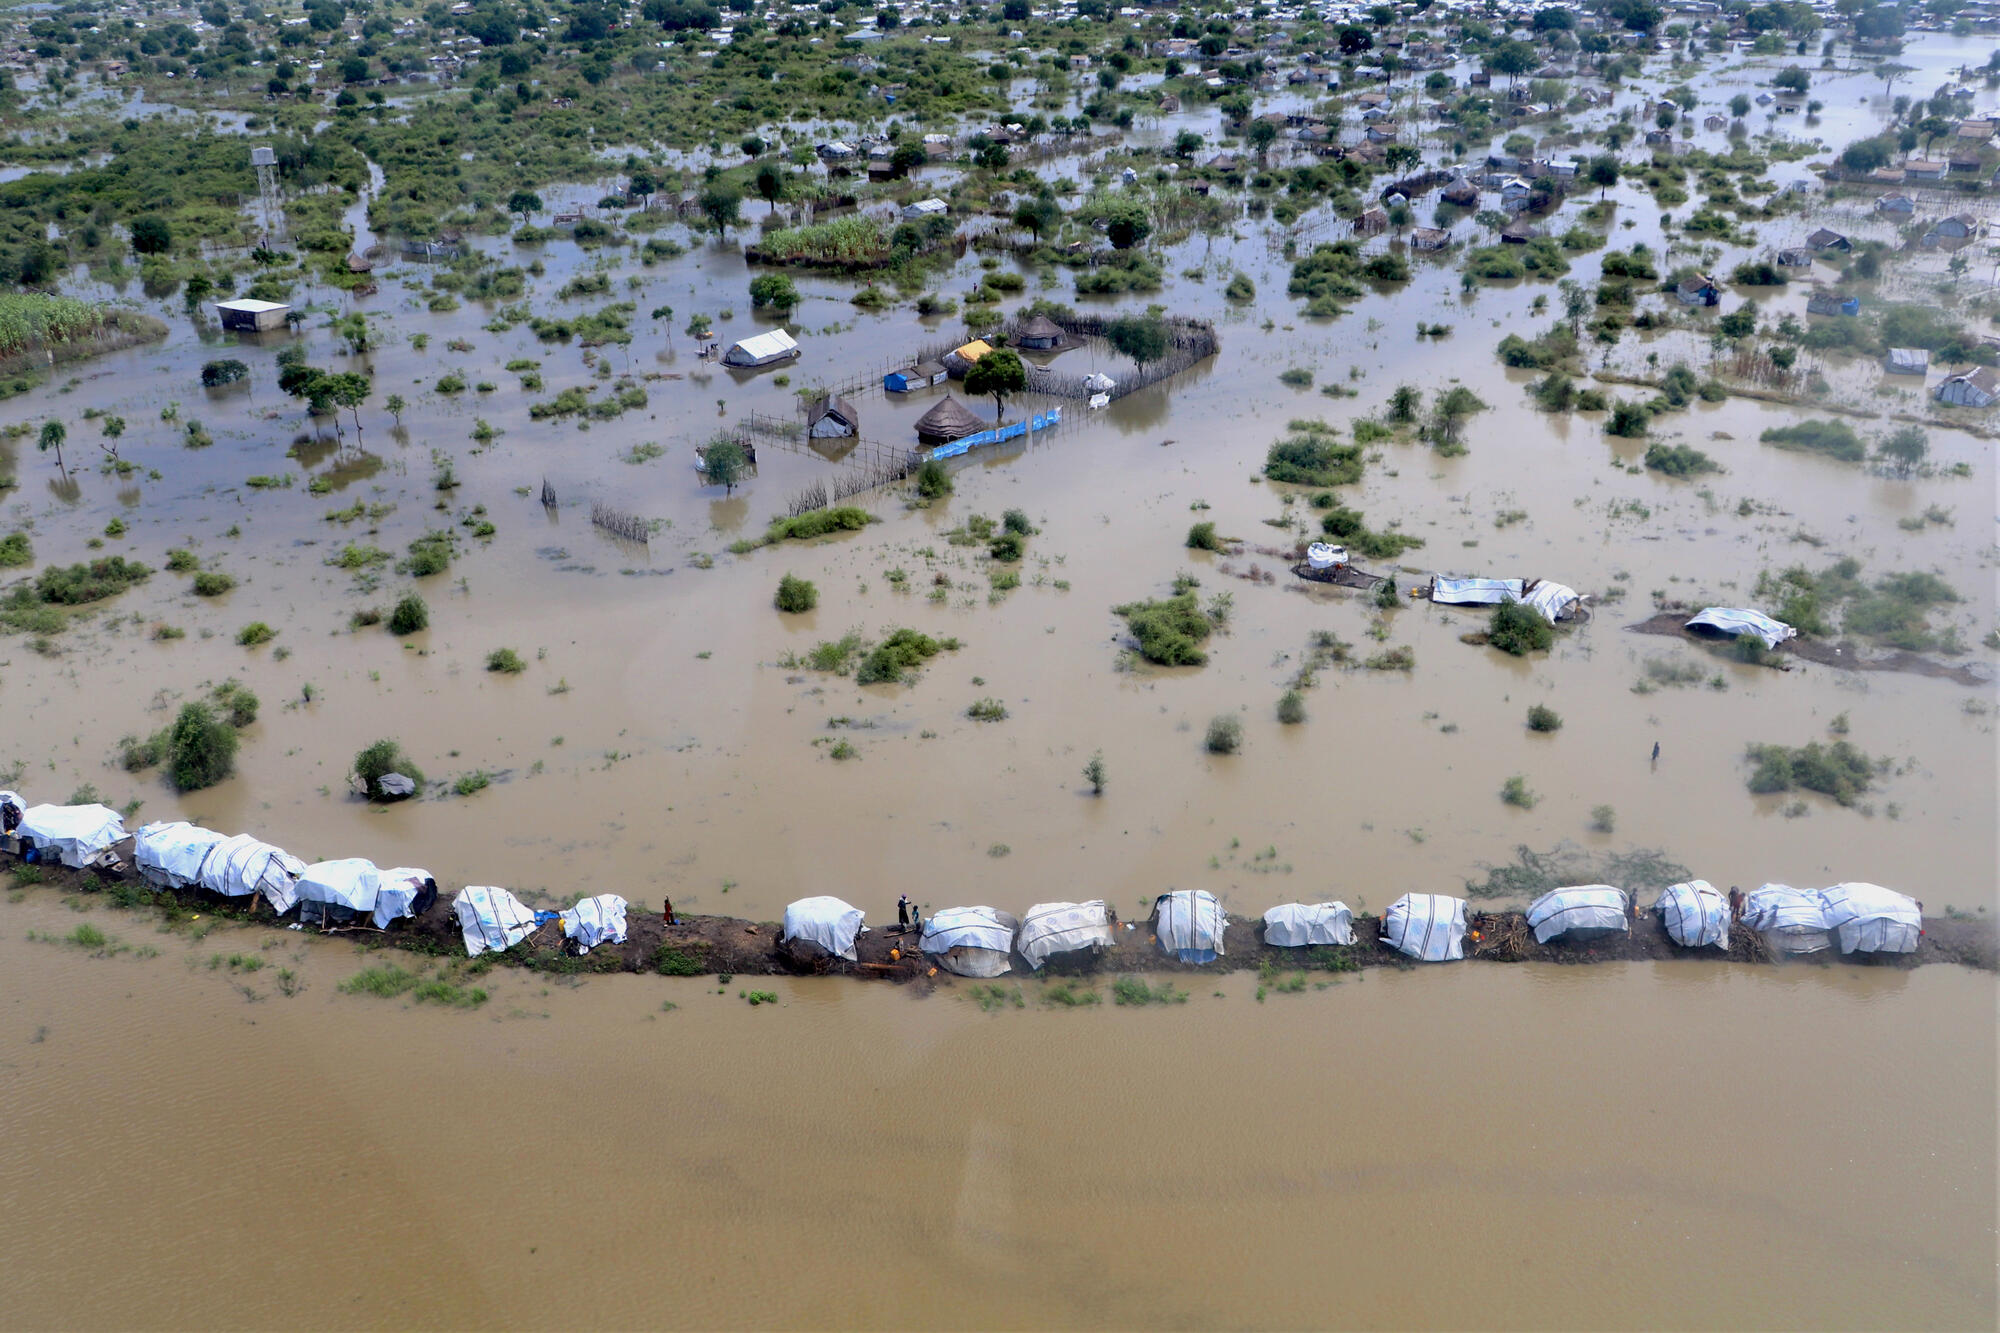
[250,145,283,241]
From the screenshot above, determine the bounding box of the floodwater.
[0,892,1991,1329]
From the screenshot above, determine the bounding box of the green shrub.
[485,647,527,674]
[1500,775,1539,808]
[1761,419,1865,462]
[988,532,1025,562]
[1187,521,1223,551]
[655,943,708,976]
[388,594,429,635]
[1606,399,1651,437]
[0,532,29,568]
[167,701,237,791]
[1111,975,1187,1005]
[236,621,276,646]
[214,680,259,727]
[1526,704,1563,732]
[1489,600,1554,655]
[856,628,947,685]
[354,739,423,800]
[1276,689,1306,724]
[1745,740,1877,806]
[966,697,1009,722]
[404,531,456,577]
[191,570,235,596]
[1204,714,1243,754]
[775,573,818,613]
[1644,443,1719,476]
[1319,504,1424,559]
[1279,367,1314,388]
[35,556,151,605]
[1001,508,1033,535]
[764,507,875,543]
[1264,420,1364,486]
[1373,574,1400,610]
[121,729,167,772]
[1114,592,1213,666]
[913,459,952,499]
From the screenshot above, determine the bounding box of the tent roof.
[806,393,857,425]
[1686,607,1795,648]
[726,328,799,361]
[914,394,985,440]
[920,905,1018,958]
[952,339,993,362]
[1262,902,1353,948]
[1383,893,1466,961]
[297,858,382,910]
[215,298,289,313]
[781,895,865,960]
[1657,880,1729,949]
[1017,900,1113,969]
[1525,885,1628,942]
[1154,889,1226,959]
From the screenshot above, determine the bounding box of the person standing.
[896,893,911,932]
[1727,885,1745,921]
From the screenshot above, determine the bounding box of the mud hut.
[1016,900,1114,970]
[1015,314,1065,351]
[1153,890,1226,964]
[806,394,859,439]
[1262,902,1354,947]
[919,905,1019,977]
[780,895,865,964]
[1657,880,1730,949]
[913,395,985,444]
[1525,886,1630,943]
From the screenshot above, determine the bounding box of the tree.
[1717,301,1758,340]
[1105,200,1151,250]
[1773,65,1809,94]
[754,161,787,211]
[1916,114,1950,155]
[508,190,543,222]
[974,141,1010,170]
[325,371,370,434]
[1876,425,1928,476]
[964,348,1026,421]
[1012,194,1059,243]
[748,273,799,310]
[1173,129,1204,158]
[1559,279,1590,334]
[888,142,925,177]
[1729,92,1751,118]
[1384,144,1421,173]
[699,184,742,236]
[1083,750,1106,794]
[130,215,173,255]
[1840,137,1891,172]
[1105,315,1168,369]
[1876,61,1913,99]
[701,436,747,494]
[168,701,238,791]
[1247,117,1279,157]
[386,393,406,424]
[1490,39,1536,82]
[38,419,65,473]
[1587,154,1620,199]
[335,312,372,355]
[628,169,657,202]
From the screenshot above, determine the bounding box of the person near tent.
[910,902,923,935]
[663,896,679,927]
[1627,889,1640,922]
[896,894,911,932]
[1,801,19,835]
[1727,885,1745,921]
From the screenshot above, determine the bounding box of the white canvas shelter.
[198,834,305,914]
[1815,882,1921,954]
[1017,900,1114,970]
[1686,608,1796,648]
[1431,575,1524,605]
[1520,581,1581,623]
[1262,902,1354,947]
[133,821,230,890]
[781,895,865,961]
[1657,880,1730,949]
[215,298,289,331]
[1381,894,1467,961]
[1082,372,1116,393]
[1525,885,1629,943]
[18,803,127,868]
[453,885,539,956]
[722,328,800,367]
[900,198,947,220]
[296,858,381,927]
[372,867,435,929]
[919,905,1019,977]
[1743,884,1830,953]
[1155,890,1227,963]
[1306,542,1348,570]
[561,895,629,952]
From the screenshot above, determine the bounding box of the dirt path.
[1627,612,1993,686]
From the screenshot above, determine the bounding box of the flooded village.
[0,0,1995,1326]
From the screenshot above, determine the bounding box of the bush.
[1500,775,1539,808]
[1264,420,1363,486]
[199,358,249,387]
[1373,574,1400,610]
[1204,714,1243,754]
[35,556,151,605]
[1489,600,1554,655]
[988,532,1025,561]
[775,573,818,613]
[1114,592,1213,666]
[1319,504,1424,560]
[764,507,875,543]
[1761,419,1865,462]
[121,729,167,772]
[164,548,199,573]
[485,647,526,674]
[1001,508,1033,535]
[1606,399,1651,438]
[966,697,1008,721]
[747,273,799,310]
[236,621,277,646]
[913,458,952,499]
[1526,703,1563,732]
[388,594,429,635]
[167,701,237,791]
[404,531,456,576]
[856,628,947,685]
[1187,521,1223,551]
[0,531,29,568]
[355,739,424,800]
[191,570,235,596]
[1745,740,1877,806]
[214,680,259,728]
[1644,443,1719,476]
[1277,689,1306,724]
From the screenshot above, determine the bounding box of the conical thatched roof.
[914,394,985,443]
[1017,314,1064,341]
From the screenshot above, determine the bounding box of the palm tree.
[38,420,67,474]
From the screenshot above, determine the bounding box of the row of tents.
[782,880,1925,974]
[0,792,629,958]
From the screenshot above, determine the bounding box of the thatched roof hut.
[914,394,985,444]
[1016,314,1064,350]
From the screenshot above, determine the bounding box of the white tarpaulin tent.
[1017,900,1114,970]
[1263,902,1354,947]
[198,834,305,914]
[722,328,800,368]
[1520,581,1582,623]
[453,885,538,956]
[1430,576,1524,606]
[780,895,865,961]
[133,821,230,890]
[1686,608,1796,649]
[18,803,126,868]
[296,858,380,928]
[1154,890,1227,963]
[1381,894,1467,961]
[1525,885,1629,942]
[920,905,1019,977]
[373,867,436,929]
[1657,880,1730,949]
[1743,884,1830,953]
[1815,882,1921,954]
[561,895,629,952]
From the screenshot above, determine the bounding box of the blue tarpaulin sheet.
[929,407,1061,459]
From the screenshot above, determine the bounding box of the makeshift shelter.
[1806,228,1850,252]
[1380,893,1467,962]
[1015,315,1064,350]
[780,895,865,963]
[198,834,306,914]
[133,821,230,890]
[1016,900,1114,970]
[885,360,948,393]
[1815,882,1921,955]
[1742,884,1830,954]
[1520,581,1581,623]
[721,329,800,368]
[942,339,993,374]
[914,394,985,444]
[1657,880,1730,949]
[919,905,1019,977]
[900,198,947,221]
[1262,902,1354,947]
[453,885,539,956]
[1885,347,1930,376]
[1410,226,1451,251]
[1525,886,1629,943]
[215,298,290,331]
[1935,367,2000,407]
[17,803,126,869]
[805,394,859,439]
[373,867,438,929]
[561,895,629,953]
[296,858,383,930]
[1154,890,1226,964]
[1674,274,1719,306]
[1430,575,1524,606]
[1081,372,1116,395]
[1685,607,1796,649]
[1806,292,1860,317]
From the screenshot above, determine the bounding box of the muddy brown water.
[0,893,1992,1330]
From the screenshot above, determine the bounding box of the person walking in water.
[896,893,911,932]
[1651,741,1661,763]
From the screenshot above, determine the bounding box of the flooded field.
[0,892,1991,1330]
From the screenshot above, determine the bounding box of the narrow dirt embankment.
[11,857,1994,981]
